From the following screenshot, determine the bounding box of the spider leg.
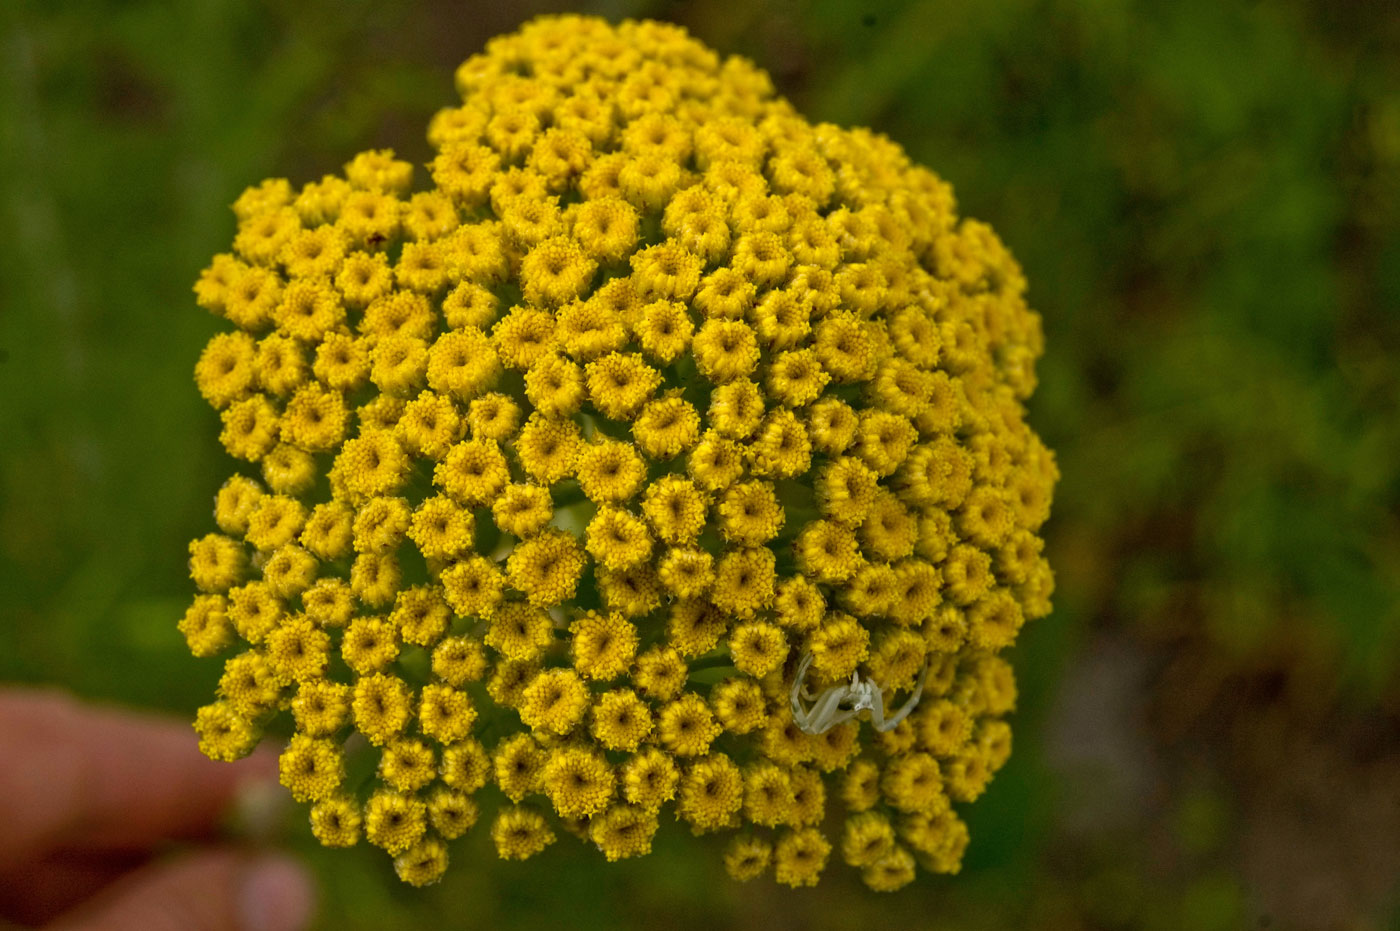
[874,661,929,732]
[798,686,851,735]
[790,653,817,720]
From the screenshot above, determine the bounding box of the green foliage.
[1,0,1395,927]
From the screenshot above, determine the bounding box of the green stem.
[685,654,736,672]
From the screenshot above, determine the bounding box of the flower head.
[183,14,1054,891]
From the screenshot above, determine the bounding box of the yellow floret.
[723,834,772,881]
[590,689,654,751]
[491,805,556,860]
[279,734,345,803]
[518,668,590,735]
[676,752,743,833]
[179,594,235,658]
[542,746,615,818]
[364,790,426,855]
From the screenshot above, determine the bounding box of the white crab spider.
[789,652,928,736]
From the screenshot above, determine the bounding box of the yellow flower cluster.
[183,14,1055,891]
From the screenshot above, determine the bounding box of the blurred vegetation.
[2,0,1397,928]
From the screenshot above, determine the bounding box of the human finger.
[0,847,146,926]
[44,849,314,931]
[0,688,276,866]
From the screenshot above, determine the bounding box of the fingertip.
[239,855,316,931]
[225,775,292,846]
[225,746,284,823]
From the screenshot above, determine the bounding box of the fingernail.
[229,777,291,843]
[240,854,315,931]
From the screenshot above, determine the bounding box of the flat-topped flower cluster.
[182,13,1055,890]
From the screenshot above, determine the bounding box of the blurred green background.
[3,0,1398,928]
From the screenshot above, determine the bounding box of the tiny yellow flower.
[723,834,772,881]
[676,752,744,833]
[518,668,590,736]
[309,795,362,848]
[541,746,615,818]
[774,827,832,888]
[279,734,345,803]
[364,789,426,855]
[291,680,351,738]
[589,804,659,861]
[491,806,555,861]
[590,689,654,752]
[178,594,235,658]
